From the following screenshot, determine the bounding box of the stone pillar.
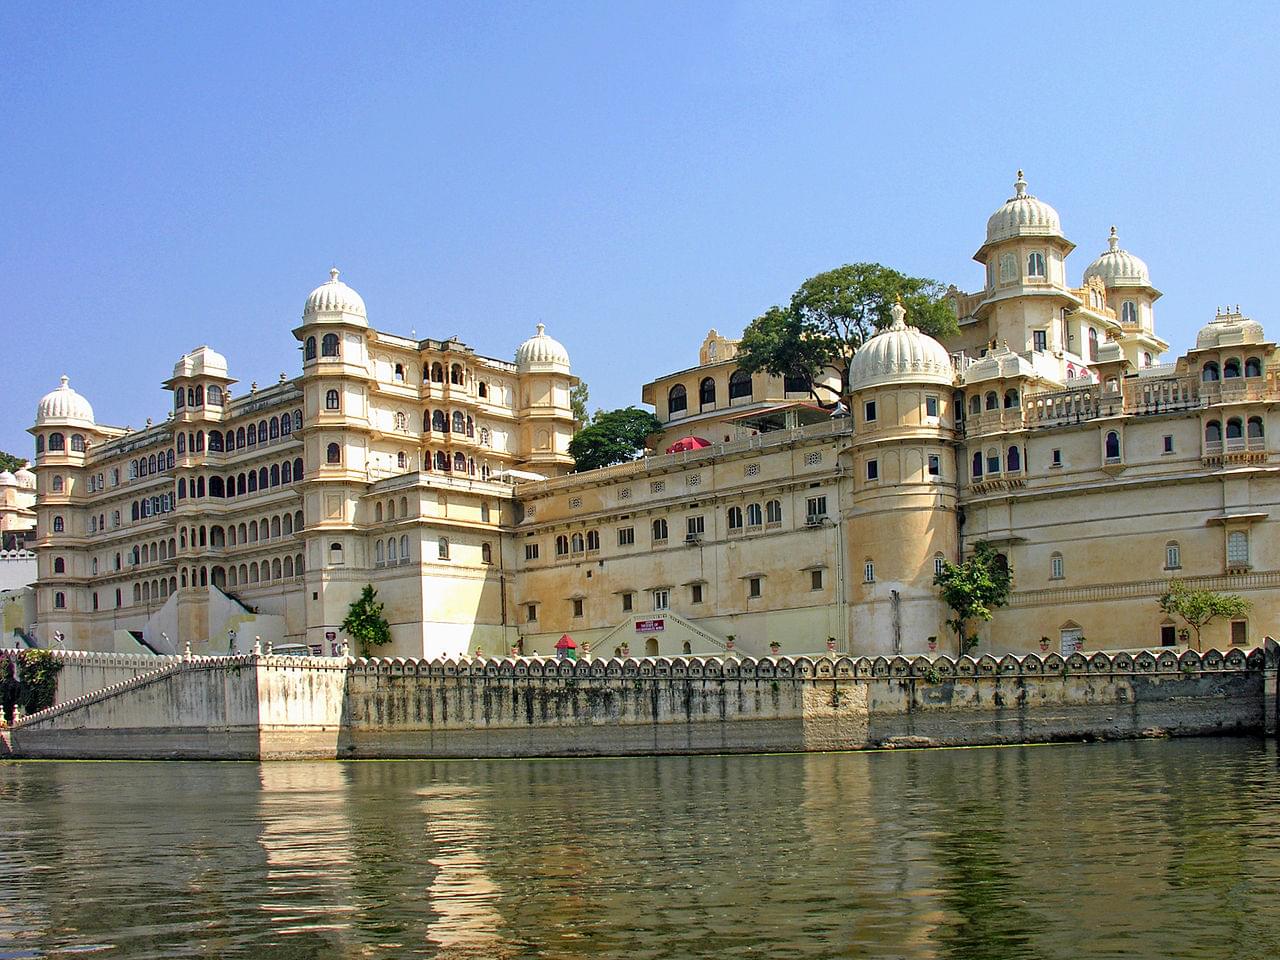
[1264,637,1279,737]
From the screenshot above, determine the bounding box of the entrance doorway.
[1060,627,1083,656]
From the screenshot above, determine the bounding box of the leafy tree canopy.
[568,406,663,473]
[342,584,392,655]
[570,381,590,428]
[0,450,27,473]
[933,542,1012,654]
[736,262,958,403]
[1159,580,1252,651]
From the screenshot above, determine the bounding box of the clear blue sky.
[3,2,1278,457]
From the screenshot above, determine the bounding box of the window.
[968,395,981,416]
[691,583,704,603]
[748,577,761,598]
[1007,446,1021,472]
[572,598,583,618]
[1248,416,1265,441]
[618,526,635,546]
[1104,431,1120,462]
[326,443,341,464]
[571,532,585,554]
[393,363,405,382]
[526,604,538,623]
[305,336,316,360]
[1088,327,1099,362]
[784,372,808,393]
[986,450,1000,474]
[1143,352,1153,368]
[49,432,65,451]
[555,535,569,557]
[934,553,945,577]
[321,333,339,357]
[1165,541,1181,570]
[1122,301,1138,325]
[322,388,340,411]
[1202,361,1220,382]
[1231,620,1248,645]
[1050,552,1064,580]
[811,569,824,590]
[999,252,1016,282]
[1027,251,1046,277]
[621,592,633,612]
[54,591,66,609]
[985,391,998,411]
[766,500,782,524]
[728,506,743,530]
[481,542,492,564]
[1033,330,1047,352]
[1227,530,1249,567]
[525,542,539,561]
[329,542,344,565]
[745,502,762,527]
[866,459,879,481]
[806,495,827,520]
[925,395,939,418]
[863,400,877,423]
[1246,357,1263,378]
[653,589,670,611]
[1163,435,1174,454]
[927,454,941,477]
[699,377,716,406]
[1224,358,1242,379]
[863,560,874,583]
[1161,624,1177,647]
[586,530,600,552]
[438,537,450,559]
[1205,420,1222,443]
[71,434,85,452]
[481,502,491,523]
[686,515,705,539]
[728,369,753,401]
[51,475,63,493]
[1004,389,1020,409]
[53,557,65,573]
[52,516,64,533]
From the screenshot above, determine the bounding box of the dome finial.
[59,375,69,388]
[1108,226,1119,252]
[1014,169,1027,197]
[535,322,546,336]
[888,297,907,330]
[329,267,340,282]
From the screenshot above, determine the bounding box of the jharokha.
[21,173,1280,660]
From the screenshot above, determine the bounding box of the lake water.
[3,738,1280,959]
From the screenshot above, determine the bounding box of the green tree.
[736,262,958,404]
[1159,580,1252,651]
[568,406,663,472]
[933,542,1012,655]
[0,450,26,473]
[342,584,392,655]
[570,381,590,428]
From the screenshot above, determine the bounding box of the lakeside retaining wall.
[4,642,1277,760]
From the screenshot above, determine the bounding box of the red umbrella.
[555,634,576,650]
[665,436,712,454]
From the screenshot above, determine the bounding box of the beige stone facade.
[28,174,1280,659]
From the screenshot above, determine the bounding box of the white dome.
[303,268,367,324]
[848,302,955,391]
[515,323,570,371]
[0,471,15,487]
[13,467,35,489]
[172,345,229,380]
[984,171,1064,245]
[36,376,95,425]
[1195,308,1266,349]
[1083,227,1152,288]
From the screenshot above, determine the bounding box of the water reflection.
[2,739,1280,959]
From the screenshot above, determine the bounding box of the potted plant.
[620,641,631,658]
[927,637,938,652]
[769,641,781,656]
[1039,637,1050,652]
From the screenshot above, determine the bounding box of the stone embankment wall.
[48,651,186,703]
[4,643,1277,760]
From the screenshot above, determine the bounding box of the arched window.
[1246,357,1263,378]
[1202,361,1220,382]
[766,500,782,524]
[397,451,406,469]
[968,395,981,416]
[321,333,340,357]
[1226,417,1243,440]
[294,410,303,432]
[586,530,600,551]
[478,381,488,398]
[727,506,743,530]
[329,542,344,564]
[235,426,245,448]
[1165,541,1181,570]
[450,364,464,385]
[1122,301,1138,325]
[207,385,223,406]
[326,443,341,464]
[1224,358,1242,379]
[556,535,569,556]
[1206,420,1222,443]
[986,448,1000,474]
[466,416,474,438]
[176,389,186,408]
[431,362,444,383]
[36,435,44,454]
[1050,552,1064,580]
[49,432,65,451]
[279,414,292,436]
[194,385,204,407]
[668,384,687,414]
[1026,251,1046,277]
[258,467,268,489]
[570,532,585,553]
[1104,430,1121,460]
[452,411,466,433]
[394,362,405,382]
[269,418,279,440]
[248,471,257,492]
[999,252,1016,282]
[257,421,267,443]
[481,541,491,564]
[51,475,63,493]
[479,427,490,447]
[386,537,397,562]
[971,451,983,478]
[270,464,280,486]
[1248,416,1264,441]
[209,431,223,452]
[728,369,752,401]
[652,518,668,541]
[53,557,65,574]
[194,431,204,452]
[71,434,85,452]
[438,537,450,559]
[1088,328,1099,362]
[247,425,256,446]
[186,388,195,407]
[432,410,447,432]
[934,553,946,577]
[699,377,716,407]
[747,502,763,527]
[454,452,466,472]
[305,336,316,360]
[434,451,448,471]
[1142,352,1152,368]
[1007,445,1021,472]
[281,460,292,483]
[1004,389,1020,409]
[53,515,64,533]
[984,391,998,411]
[324,388,340,411]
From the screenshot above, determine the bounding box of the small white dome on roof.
[515,323,570,371]
[36,376,95,425]
[172,345,229,380]
[984,170,1064,246]
[1083,227,1152,289]
[13,467,36,489]
[0,470,15,487]
[1195,308,1266,349]
[303,268,367,323]
[848,301,954,391]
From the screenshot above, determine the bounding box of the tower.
[513,323,577,476]
[1082,227,1168,368]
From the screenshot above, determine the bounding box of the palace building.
[26,174,1280,658]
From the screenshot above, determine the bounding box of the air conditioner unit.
[805,516,824,527]
[684,533,702,544]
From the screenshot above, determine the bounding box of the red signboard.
[635,619,665,634]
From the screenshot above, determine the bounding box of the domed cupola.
[974,171,1073,266]
[515,323,571,372]
[0,470,15,488]
[172,345,230,380]
[303,268,367,325]
[848,301,955,392]
[1195,307,1267,350]
[1083,227,1156,291]
[36,376,95,426]
[14,467,36,489]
